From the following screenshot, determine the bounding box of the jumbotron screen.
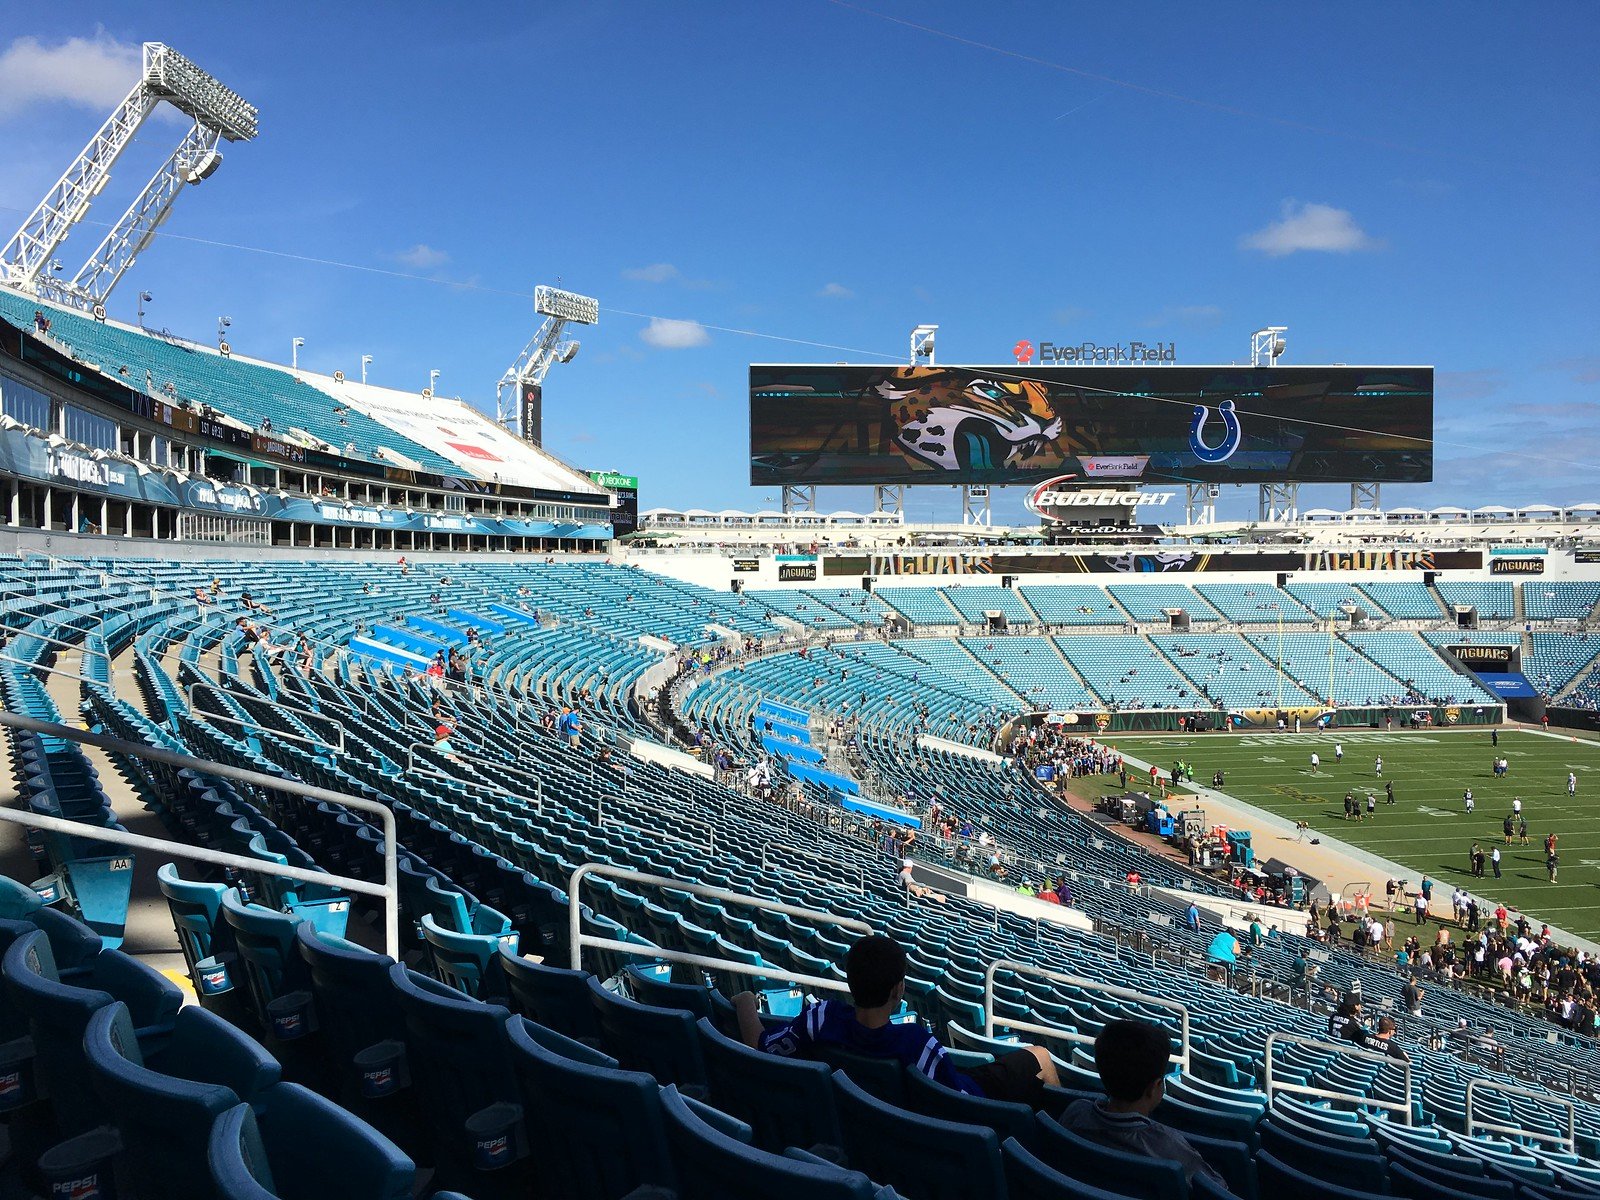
[749,364,1433,486]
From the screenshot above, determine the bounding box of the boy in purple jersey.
[733,934,1060,1106]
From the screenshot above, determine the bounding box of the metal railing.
[0,710,400,959]
[187,680,346,754]
[1262,1032,1413,1125]
[568,863,869,994]
[190,709,343,756]
[762,841,865,893]
[1464,1078,1576,1150]
[983,959,1191,1072]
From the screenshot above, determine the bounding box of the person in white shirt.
[1310,752,1321,774]
[1512,796,1522,816]
[1335,744,1344,763]
[1569,772,1578,797]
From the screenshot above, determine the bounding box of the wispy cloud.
[641,317,709,349]
[816,282,854,300]
[623,263,679,284]
[390,244,450,270]
[1240,201,1383,257]
[1052,306,1092,326]
[0,32,141,120]
[1551,356,1600,385]
[1142,304,1223,329]
[1437,369,1504,401]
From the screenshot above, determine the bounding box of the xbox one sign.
[1025,477,1175,523]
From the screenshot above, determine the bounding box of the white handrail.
[567,862,871,977]
[983,958,1191,1073]
[1464,1077,1576,1149]
[1262,1031,1413,1125]
[0,710,401,960]
[187,680,346,754]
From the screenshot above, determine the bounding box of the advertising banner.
[751,364,1432,486]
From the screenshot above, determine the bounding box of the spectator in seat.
[734,934,1059,1106]
[1058,1020,1228,1188]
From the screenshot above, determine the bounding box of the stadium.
[1,20,1599,1200]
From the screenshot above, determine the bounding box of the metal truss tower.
[0,43,258,312]
[495,286,599,443]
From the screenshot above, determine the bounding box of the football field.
[1100,727,1600,941]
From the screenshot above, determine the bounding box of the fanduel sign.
[1014,340,1176,365]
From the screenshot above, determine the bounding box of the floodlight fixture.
[142,43,260,143]
[1251,326,1288,367]
[292,336,305,370]
[910,324,938,366]
[138,292,153,325]
[361,354,373,384]
[428,369,441,396]
[556,341,581,364]
[534,286,599,325]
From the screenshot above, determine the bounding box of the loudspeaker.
[862,576,874,593]
[1423,571,1438,586]
[730,578,743,594]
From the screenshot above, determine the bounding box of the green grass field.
[1099,727,1600,941]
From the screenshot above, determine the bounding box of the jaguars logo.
[1094,712,1111,732]
[875,371,1064,474]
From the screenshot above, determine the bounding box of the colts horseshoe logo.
[1188,399,1242,463]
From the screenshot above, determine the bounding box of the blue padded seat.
[221,888,312,1032]
[293,925,419,1152]
[1387,1159,1515,1200]
[84,1000,281,1200]
[1257,1149,1390,1200]
[832,1068,1005,1200]
[696,1017,842,1156]
[498,947,601,1042]
[208,1082,415,1200]
[659,1083,882,1200]
[1032,1112,1187,1200]
[1002,1138,1145,1200]
[903,1065,1037,1150]
[587,976,707,1094]
[420,912,517,1000]
[1258,1118,1386,1192]
[1,928,181,1135]
[388,964,531,1195]
[158,862,237,998]
[504,1013,676,1199]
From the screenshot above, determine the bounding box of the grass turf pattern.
[1099,728,1600,939]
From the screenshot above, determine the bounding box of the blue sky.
[0,2,1595,522]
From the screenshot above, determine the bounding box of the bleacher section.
[8,554,1600,1200]
[1342,631,1494,704]
[1526,581,1600,621]
[1016,584,1127,626]
[1194,583,1317,624]
[1149,632,1322,709]
[1105,583,1224,625]
[1246,631,1399,706]
[1285,581,1373,620]
[1528,632,1600,697]
[939,584,1038,627]
[958,636,1100,710]
[1356,581,1447,620]
[745,589,860,630]
[0,294,459,474]
[1435,580,1516,622]
[805,587,898,627]
[876,586,962,626]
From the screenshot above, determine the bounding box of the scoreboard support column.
[1259,482,1299,522]
[1350,481,1382,512]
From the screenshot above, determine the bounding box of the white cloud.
[817,282,853,299]
[1240,201,1382,257]
[391,244,450,269]
[641,317,709,349]
[623,263,679,283]
[0,33,142,120]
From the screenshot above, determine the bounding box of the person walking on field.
[1464,788,1474,816]
[1570,772,1578,798]
[1335,743,1344,764]
[1491,846,1502,879]
[1310,751,1320,775]
[1385,780,1395,806]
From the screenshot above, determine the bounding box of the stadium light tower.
[292,337,305,371]
[496,285,599,445]
[0,43,258,313]
[361,355,373,385]
[1251,326,1287,367]
[428,369,441,398]
[910,324,938,367]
